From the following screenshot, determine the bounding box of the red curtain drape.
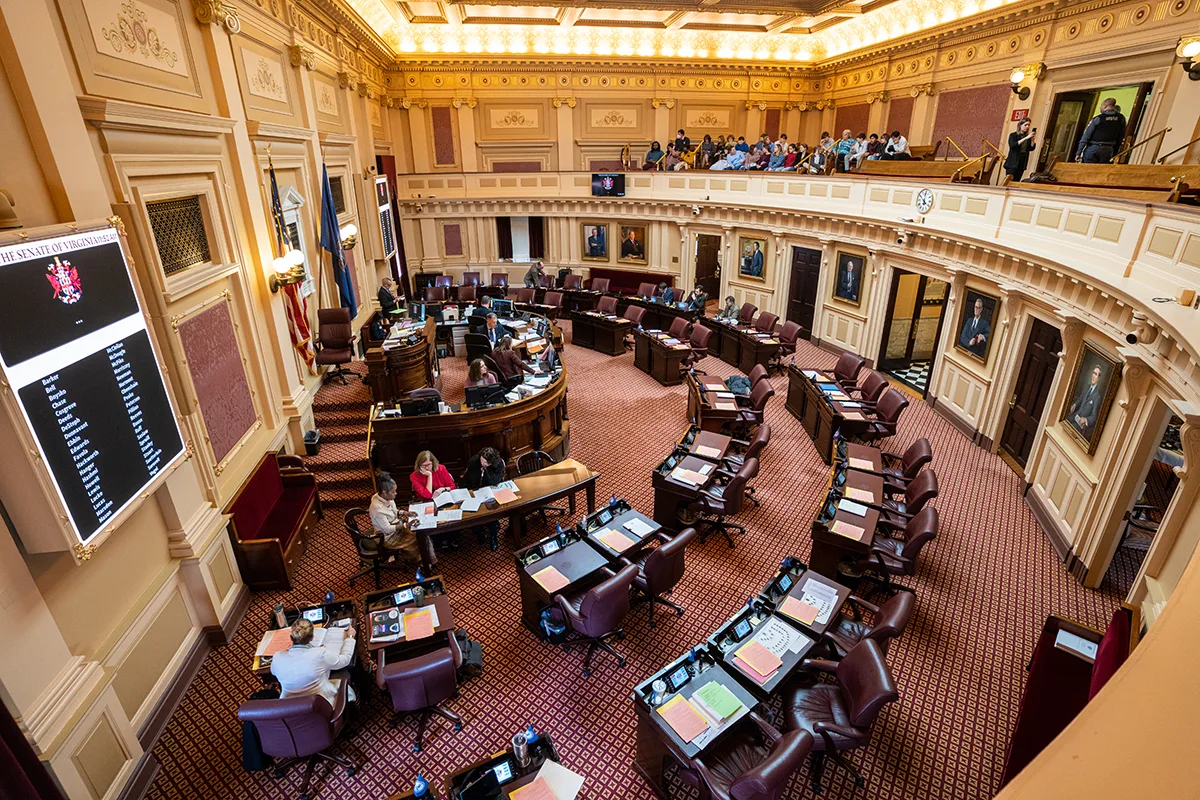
[496,216,513,260]
[0,700,67,800]
[528,216,545,260]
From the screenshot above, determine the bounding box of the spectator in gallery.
[735,136,750,153]
[748,142,771,170]
[865,133,885,160]
[1004,118,1038,182]
[835,129,856,172]
[883,130,911,160]
[674,128,691,154]
[851,133,869,169]
[710,144,747,171]
[642,141,665,170]
[779,143,799,171]
[807,145,828,174]
[766,143,786,171]
[663,144,687,171]
[818,131,834,151]
[698,134,715,169]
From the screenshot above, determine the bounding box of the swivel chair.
[376,646,464,752]
[555,564,639,676]
[675,714,814,800]
[689,458,757,548]
[316,308,354,385]
[621,528,697,629]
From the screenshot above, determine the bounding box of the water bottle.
[525,724,538,746]
[323,589,335,605]
[609,493,617,507]
[413,772,431,798]
[415,567,425,583]
[273,604,288,629]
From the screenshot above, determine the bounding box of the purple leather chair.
[514,287,535,304]
[555,564,639,676]
[491,272,510,290]
[737,302,758,326]
[434,275,453,288]
[747,363,771,389]
[668,316,692,340]
[770,321,802,373]
[880,437,932,495]
[822,590,915,659]
[681,325,712,370]
[598,296,618,314]
[563,274,583,290]
[877,469,938,536]
[376,644,464,752]
[590,277,610,293]
[857,506,938,595]
[855,388,909,444]
[689,458,757,548]
[625,305,647,349]
[424,285,447,303]
[238,684,355,799]
[832,352,866,392]
[851,370,890,406]
[316,308,354,385]
[457,285,477,303]
[461,271,482,287]
[733,381,775,437]
[539,274,556,289]
[621,527,697,628]
[754,311,778,334]
[676,714,814,800]
[785,639,899,795]
[718,424,770,507]
[636,281,658,298]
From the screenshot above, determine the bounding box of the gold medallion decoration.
[101,1,179,69]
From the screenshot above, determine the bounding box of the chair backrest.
[904,468,938,511]
[456,285,476,303]
[410,387,443,400]
[576,564,639,637]
[516,287,535,304]
[545,291,564,308]
[540,274,556,289]
[641,527,697,595]
[462,271,481,287]
[748,364,770,388]
[875,388,909,425]
[491,272,509,287]
[860,370,890,403]
[835,639,899,730]
[465,332,492,362]
[755,312,778,334]
[668,316,691,339]
[900,507,939,569]
[238,696,336,758]
[900,437,932,477]
[318,308,353,348]
[689,325,712,351]
[344,507,379,557]
[717,458,757,516]
[434,275,452,288]
[563,274,582,290]
[749,380,775,411]
[598,296,618,314]
[516,450,557,475]
[377,647,458,712]
[590,277,610,293]
[738,302,758,326]
[779,320,802,346]
[728,729,815,800]
[744,423,772,461]
[424,285,447,303]
[625,306,646,326]
[867,591,915,651]
[833,352,866,384]
[636,282,657,298]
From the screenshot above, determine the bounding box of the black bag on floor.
[242,687,279,771]
[456,629,485,678]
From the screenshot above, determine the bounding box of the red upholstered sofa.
[224,453,322,590]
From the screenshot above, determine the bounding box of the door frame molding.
[786,243,824,338]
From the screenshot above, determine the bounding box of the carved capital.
[867,91,889,104]
[338,71,358,91]
[814,100,834,111]
[399,97,413,110]
[192,0,240,34]
[911,83,936,98]
[451,97,477,109]
[289,45,316,71]
[552,97,577,109]
[358,82,371,98]
[651,98,676,110]
[745,100,768,112]
[795,101,811,112]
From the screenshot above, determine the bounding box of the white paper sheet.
[448,488,472,503]
[623,517,656,538]
[436,509,463,522]
[460,498,483,513]
[534,759,585,800]
[433,493,455,508]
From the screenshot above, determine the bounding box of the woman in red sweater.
[410,450,456,500]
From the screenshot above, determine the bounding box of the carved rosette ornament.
[289,45,316,71]
[192,0,240,34]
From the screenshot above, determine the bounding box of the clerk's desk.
[570,309,631,355]
[365,316,437,404]
[632,327,690,386]
[251,598,357,683]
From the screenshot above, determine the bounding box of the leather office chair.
[544,291,564,315]
[822,591,915,660]
[410,387,443,401]
[877,470,938,536]
[316,308,354,385]
[344,507,412,589]
[856,507,938,595]
[832,352,866,392]
[688,457,756,548]
[540,274,556,289]
[737,303,758,326]
[784,639,899,795]
[668,316,692,340]
[590,277,610,293]
[376,646,464,752]
[732,381,775,438]
[855,388,908,444]
[516,450,568,519]
[563,274,583,290]
[621,527,697,628]
[636,281,658,298]
[491,272,509,290]
[598,296,618,314]
[461,271,481,287]
[465,332,492,363]
[754,311,778,334]
[238,685,355,800]
[851,370,890,406]
[879,438,932,495]
[457,285,477,303]
[555,564,639,676]
[625,305,647,350]
[516,287,535,304]
[770,321,802,373]
[681,325,712,370]
[424,285,447,303]
[434,275,453,289]
[748,364,771,389]
[675,714,814,800]
[718,424,770,507]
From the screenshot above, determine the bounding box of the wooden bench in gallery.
[1008,160,1200,204]
[858,156,984,183]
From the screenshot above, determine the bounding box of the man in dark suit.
[1069,365,1104,436]
[621,228,644,260]
[484,313,513,348]
[959,297,991,357]
[743,242,764,277]
[587,226,605,258]
[377,277,398,316]
[837,259,860,301]
[470,295,493,318]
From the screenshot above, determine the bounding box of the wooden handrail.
[1157,134,1200,164]
[1112,126,1171,164]
[983,138,1004,158]
[945,136,970,160]
[951,154,988,183]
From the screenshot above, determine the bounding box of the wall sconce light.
[1178,36,1200,80]
[339,223,358,251]
[269,248,305,293]
[1009,63,1044,100]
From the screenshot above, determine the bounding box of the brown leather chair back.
[544,291,564,308]
[461,271,482,287]
[689,325,712,351]
[748,364,770,388]
[434,275,452,288]
[899,507,939,571]
[728,729,815,800]
[563,274,582,290]
[641,527,697,596]
[540,274,556,289]
[376,647,459,713]
[238,695,339,759]
[598,296,618,314]
[625,306,646,326]
[748,379,775,411]
[738,302,758,326]
[835,639,899,729]
[875,387,909,425]
[833,352,866,385]
[590,277,610,293]
[904,468,938,512]
[491,272,509,288]
[636,282,658,298]
[574,565,638,637]
[867,591,915,651]
[717,458,757,516]
[755,311,778,334]
[458,285,477,303]
[900,437,932,478]
[668,316,691,339]
[318,308,353,350]
[860,370,890,403]
[779,321,802,349]
[344,507,381,558]
[424,285,447,302]
[744,423,771,461]
[516,287,535,304]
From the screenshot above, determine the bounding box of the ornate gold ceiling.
[342,0,1027,62]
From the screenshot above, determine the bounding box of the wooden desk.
[772,571,852,639]
[364,593,455,660]
[562,288,602,313]
[617,297,697,334]
[786,365,871,465]
[632,658,758,799]
[708,605,817,698]
[685,372,741,434]
[515,536,612,635]
[251,599,358,680]
[841,442,883,473]
[632,329,688,386]
[699,317,744,367]
[583,506,661,560]
[570,310,631,356]
[809,489,879,578]
[737,330,780,375]
[840,468,885,509]
[686,429,732,462]
[444,734,562,799]
[651,453,717,530]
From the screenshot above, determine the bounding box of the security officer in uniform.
[1074,98,1126,164]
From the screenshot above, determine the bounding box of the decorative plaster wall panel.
[89,0,187,77]
[176,301,257,464]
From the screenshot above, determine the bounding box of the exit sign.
[1011,108,1030,121]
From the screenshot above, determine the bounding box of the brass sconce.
[339,223,358,251]
[269,249,305,293]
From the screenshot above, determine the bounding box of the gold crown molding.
[193,0,240,34]
[289,44,317,70]
[296,0,395,64]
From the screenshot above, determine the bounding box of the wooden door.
[1000,318,1062,466]
[787,246,822,339]
[695,234,721,301]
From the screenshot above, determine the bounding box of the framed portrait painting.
[832,252,864,306]
[581,222,609,261]
[954,289,999,363]
[1060,342,1121,454]
[738,236,767,281]
[618,224,648,264]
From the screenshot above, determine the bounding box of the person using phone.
[1004,118,1037,182]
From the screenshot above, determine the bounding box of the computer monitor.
[465,383,507,409]
[400,396,439,417]
[493,298,514,316]
[591,173,625,197]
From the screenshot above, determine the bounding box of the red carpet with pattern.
[144,324,1122,800]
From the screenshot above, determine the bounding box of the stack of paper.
[844,486,875,503]
[256,628,295,658]
[733,640,783,684]
[779,595,821,626]
[596,528,636,552]
[692,682,744,722]
[714,401,738,411]
[848,456,874,470]
[402,608,436,641]
[530,760,584,800]
[830,520,866,540]
[532,565,570,593]
[493,488,518,504]
[799,580,840,625]
[508,777,555,799]
[657,695,709,743]
[670,467,708,486]
[842,410,866,420]
[694,444,722,459]
[837,499,869,517]
[623,517,656,538]
[436,509,463,523]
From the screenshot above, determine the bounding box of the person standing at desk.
[523,260,546,289]
[270,617,357,705]
[378,277,398,316]
[493,336,536,380]
[657,282,676,305]
[463,447,506,550]
[485,313,513,348]
[371,472,436,566]
[466,358,498,388]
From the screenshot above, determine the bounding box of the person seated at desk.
[684,284,707,313]
[411,451,456,500]
[371,471,436,566]
[463,447,506,550]
[716,295,738,321]
[657,282,676,305]
[466,358,498,388]
[470,295,493,319]
[523,260,546,289]
[484,313,513,348]
[493,336,537,380]
[378,276,398,316]
[270,617,357,705]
